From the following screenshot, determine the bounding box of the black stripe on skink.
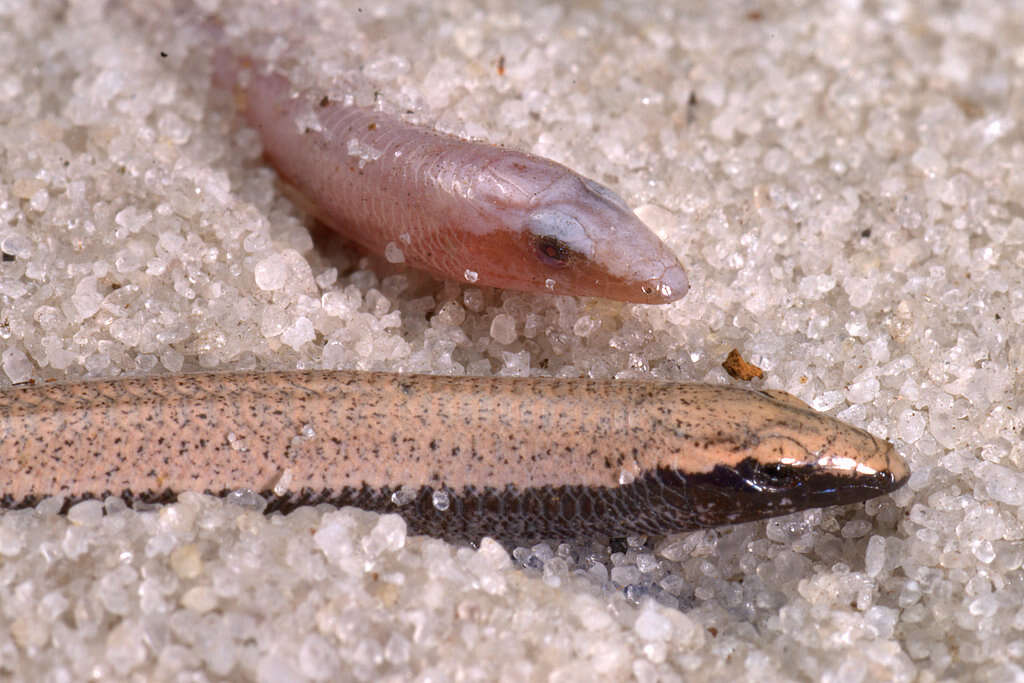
[0,458,906,545]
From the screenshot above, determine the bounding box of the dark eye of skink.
[759,462,794,484]
[534,235,572,267]
[740,460,800,491]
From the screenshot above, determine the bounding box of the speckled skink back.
[0,371,907,543]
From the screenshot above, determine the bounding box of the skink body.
[211,46,688,304]
[0,371,908,543]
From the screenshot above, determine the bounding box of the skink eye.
[526,209,594,265]
[739,460,800,492]
[758,462,795,485]
[534,235,572,267]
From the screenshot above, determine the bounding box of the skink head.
[652,386,909,529]
[523,175,688,304]
[472,153,688,304]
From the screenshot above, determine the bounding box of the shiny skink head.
[647,386,909,530]
[470,153,688,304]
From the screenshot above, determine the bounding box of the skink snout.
[639,262,689,303]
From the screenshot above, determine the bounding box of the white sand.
[0,0,1021,679]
